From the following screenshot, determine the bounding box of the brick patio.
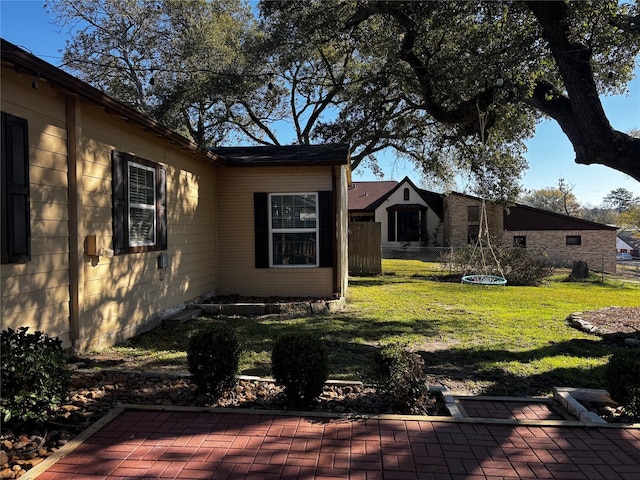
[34,408,640,480]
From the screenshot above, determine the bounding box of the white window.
[128,162,156,246]
[270,193,318,267]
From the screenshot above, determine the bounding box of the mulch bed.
[0,369,446,478]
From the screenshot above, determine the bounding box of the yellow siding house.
[1,39,350,351]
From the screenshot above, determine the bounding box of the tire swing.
[461,103,507,287]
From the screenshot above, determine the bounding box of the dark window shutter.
[157,164,167,250]
[387,211,396,241]
[111,151,126,255]
[254,192,269,268]
[318,191,333,267]
[1,112,31,264]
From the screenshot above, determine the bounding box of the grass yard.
[88,259,640,397]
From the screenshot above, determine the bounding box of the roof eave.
[1,39,225,166]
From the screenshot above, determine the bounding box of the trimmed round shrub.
[1,327,71,426]
[606,349,640,418]
[271,332,329,406]
[373,343,429,411]
[187,324,241,398]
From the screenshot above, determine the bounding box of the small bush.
[271,332,329,406]
[440,240,554,286]
[373,343,429,411]
[1,327,71,426]
[500,246,554,286]
[187,324,240,398]
[606,349,640,419]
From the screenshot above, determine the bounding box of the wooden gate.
[348,222,382,275]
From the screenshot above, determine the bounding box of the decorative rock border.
[567,312,640,347]
[164,297,346,325]
[566,312,609,336]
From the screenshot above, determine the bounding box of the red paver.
[459,399,566,421]
[34,408,640,480]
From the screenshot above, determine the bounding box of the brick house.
[348,178,617,271]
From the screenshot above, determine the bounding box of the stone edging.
[566,312,608,335]
[567,312,640,347]
[553,387,609,425]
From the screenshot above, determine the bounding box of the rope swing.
[461,102,507,286]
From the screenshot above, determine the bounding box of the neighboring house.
[348,178,617,271]
[617,232,640,257]
[1,39,350,351]
[503,204,617,272]
[348,177,444,247]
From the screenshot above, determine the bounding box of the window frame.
[396,209,420,242]
[467,205,480,223]
[269,193,319,268]
[467,224,480,244]
[127,162,157,247]
[513,235,527,247]
[1,112,31,264]
[112,151,167,255]
[254,191,333,269]
[566,235,582,246]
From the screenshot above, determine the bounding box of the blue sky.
[2,0,639,205]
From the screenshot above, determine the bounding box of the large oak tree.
[50,0,640,197]
[331,1,640,182]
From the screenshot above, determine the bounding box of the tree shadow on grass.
[97,313,442,380]
[417,337,619,396]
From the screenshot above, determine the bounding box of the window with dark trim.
[1,112,31,264]
[112,151,167,254]
[514,236,526,247]
[566,235,582,246]
[403,188,410,201]
[254,191,332,268]
[387,208,427,243]
[397,210,420,242]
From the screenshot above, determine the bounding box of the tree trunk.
[568,260,590,281]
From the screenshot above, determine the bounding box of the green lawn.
[100,259,640,396]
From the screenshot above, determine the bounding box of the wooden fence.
[348,222,382,276]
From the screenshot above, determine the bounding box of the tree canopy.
[49,0,640,199]
[331,0,640,182]
[519,179,582,216]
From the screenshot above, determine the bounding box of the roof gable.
[348,181,398,211]
[618,232,640,249]
[349,177,445,217]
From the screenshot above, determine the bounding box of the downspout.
[66,96,82,352]
[331,165,340,297]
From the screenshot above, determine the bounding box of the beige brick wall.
[444,194,503,247]
[503,229,617,272]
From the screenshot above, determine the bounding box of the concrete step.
[163,307,202,326]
